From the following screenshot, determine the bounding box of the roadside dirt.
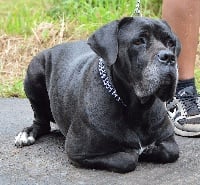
[0,24,200,85]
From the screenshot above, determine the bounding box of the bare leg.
[163,0,200,137]
[162,0,200,80]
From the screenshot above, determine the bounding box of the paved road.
[1,98,200,185]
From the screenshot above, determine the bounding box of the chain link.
[133,0,142,17]
[98,58,127,107]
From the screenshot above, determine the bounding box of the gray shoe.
[167,86,200,137]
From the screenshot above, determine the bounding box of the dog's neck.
[98,58,156,109]
[98,58,127,107]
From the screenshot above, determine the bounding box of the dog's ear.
[87,20,119,66]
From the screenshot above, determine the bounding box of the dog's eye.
[133,38,145,45]
[167,39,175,48]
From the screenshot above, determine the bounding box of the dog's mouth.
[155,74,176,101]
[133,67,177,104]
[156,84,173,101]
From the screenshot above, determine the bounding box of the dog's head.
[88,17,181,103]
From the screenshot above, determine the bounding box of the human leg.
[163,0,200,137]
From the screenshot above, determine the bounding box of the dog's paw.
[15,131,35,147]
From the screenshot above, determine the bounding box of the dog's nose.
[157,50,175,65]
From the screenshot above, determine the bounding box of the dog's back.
[25,40,99,135]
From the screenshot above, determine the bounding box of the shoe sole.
[175,121,200,132]
[174,127,200,137]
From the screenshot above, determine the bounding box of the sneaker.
[167,86,200,137]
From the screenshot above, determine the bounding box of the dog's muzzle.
[155,50,177,101]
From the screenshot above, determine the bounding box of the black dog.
[15,17,181,173]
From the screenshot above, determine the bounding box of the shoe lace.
[177,86,200,116]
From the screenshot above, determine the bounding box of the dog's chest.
[126,106,165,146]
[129,121,155,146]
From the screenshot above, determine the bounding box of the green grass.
[48,0,136,33]
[0,80,25,98]
[48,0,161,34]
[0,0,54,35]
[0,0,162,36]
[195,68,200,93]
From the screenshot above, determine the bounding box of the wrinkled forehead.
[119,17,174,39]
[138,17,172,33]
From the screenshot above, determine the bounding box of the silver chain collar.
[133,0,142,17]
[98,58,127,107]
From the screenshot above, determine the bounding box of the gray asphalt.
[1,98,200,185]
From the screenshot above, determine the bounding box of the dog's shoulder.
[49,40,93,58]
[35,40,94,61]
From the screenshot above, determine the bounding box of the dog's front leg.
[70,150,139,173]
[139,135,179,163]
